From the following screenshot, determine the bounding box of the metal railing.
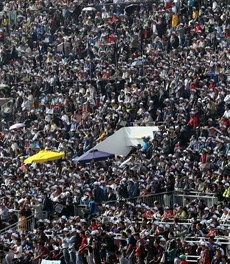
[74,190,221,216]
[174,190,219,208]
[114,191,175,207]
[0,190,221,235]
[0,214,35,235]
[184,236,230,245]
[0,211,49,235]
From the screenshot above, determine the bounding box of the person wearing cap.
[179,255,188,264]
[198,241,211,264]
[162,207,174,221]
[88,230,100,264]
[220,208,230,223]
[52,246,62,261]
[68,229,78,264]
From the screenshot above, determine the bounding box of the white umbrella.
[17,15,24,19]
[82,7,96,12]
[28,6,38,11]
[9,123,25,130]
[0,84,9,89]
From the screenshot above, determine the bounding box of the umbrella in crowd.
[125,4,140,14]
[0,0,229,263]
[24,150,64,164]
[73,149,115,164]
[0,84,9,89]
[82,7,97,12]
[9,123,25,130]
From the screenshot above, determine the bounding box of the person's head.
[221,255,228,264]
[127,228,134,236]
[168,231,174,239]
[133,233,140,240]
[32,240,38,247]
[18,210,25,217]
[215,250,221,259]
[3,247,9,253]
[91,219,96,225]
[16,238,21,245]
[154,239,160,248]
[168,239,176,249]
[80,231,86,238]
[38,241,45,249]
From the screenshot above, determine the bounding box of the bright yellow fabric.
[24,150,64,164]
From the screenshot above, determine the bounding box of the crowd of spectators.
[0,0,229,263]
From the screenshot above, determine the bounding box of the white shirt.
[223,109,230,119]
[62,237,69,249]
[13,245,22,259]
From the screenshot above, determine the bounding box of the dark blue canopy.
[73,149,115,164]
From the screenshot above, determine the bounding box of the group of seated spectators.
[0,0,229,263]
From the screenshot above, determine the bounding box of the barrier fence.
[0,190,223,236]
[0,214,35,235]
[74,190,220,215]
[174,191,219,208]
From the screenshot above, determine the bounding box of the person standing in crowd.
[3,247,14,264]
[179,255,188,264]
[18,211,27,235]
[62,228,70,264]
[134,233,146,264]
[0,0,228,263]
[78,231,88,264]
[126,229,136,264]
[87,196,99,220]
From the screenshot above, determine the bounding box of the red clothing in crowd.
[187,115,198,130]
[92,224,99,231]
[135,239,146,257]
[79,237,87,254]
[200,152,207,164]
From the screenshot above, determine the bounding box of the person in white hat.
[198,241,210,264]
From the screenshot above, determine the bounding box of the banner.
[41,260,61,264]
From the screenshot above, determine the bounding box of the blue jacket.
[88,200,99,216]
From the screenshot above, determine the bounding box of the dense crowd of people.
[0,0,229,263]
